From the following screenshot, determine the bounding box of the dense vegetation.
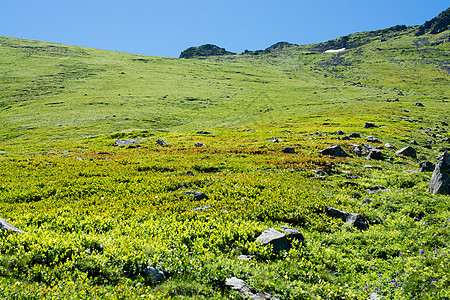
[0,9,449,299]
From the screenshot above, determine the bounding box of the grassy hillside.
[0,21,449,299]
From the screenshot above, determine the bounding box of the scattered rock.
[428,152,450,195]
[318,145,350,157]
[191,205,211,211]
[0,217,25,233]
[237,255,256,261]
[282,147,295,154]
[142,267,166,282]
[410,140,419,145]
[115,139,139,147]
[422,145,432,149]
[414,103,425,107]
[183,191,208,200]
[336,130,345,135]
[366,186,390,194]
[398,91,404,96]
[351,145,362,156]
[313,169,328,176]
[419,161,436,172]
[367,136,381,143]
[369,292,384,300]
[396,146,417,158]
[440,147,450,152]
[325,206,369,230]
[269,137,282,143]
[194,142,204,147]
[363,198,372,204]
[197,131,215,135]
[364,122,379,128]
[156,138,166,146]
[366,149,383,160]
[349,133,361,138]
[343,181,360,187]
[342,136,350,140]
[364,165,383,170]
[279,226,304,244]
[225,277,280,300]
[256,228,289,252]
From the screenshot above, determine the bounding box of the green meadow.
[0,18,449,299]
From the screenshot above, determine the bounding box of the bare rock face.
[325,206,369,230]
[319,145,350,157]
[428,152,450,195]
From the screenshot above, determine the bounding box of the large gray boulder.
[428,152,450,195]
[319,145,350,157]
[256,228,289,252]
[325,206,369,230]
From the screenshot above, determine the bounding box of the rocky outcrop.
[416,7,450,36]
[428,152,450,195]
[180,44,235,59]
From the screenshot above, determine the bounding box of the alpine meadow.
[0,7,449,300]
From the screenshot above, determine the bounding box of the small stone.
[364,122,379,128]
[313,169,328,176]
[396,146,417,158]
[318,145,350,157]
[367,136,381,143]
[411,140,419,145]
[279,226,304,244]
[269,137,282,143]
[197,131,215,135]
[142,267,166,282]
[349,133,361,138]
[366,149,383,160]
[325,206,368,230]
[336,130,345,135]
[414,103,424,107]
[364,165,383,170]
[185,171,195,176]
[183,191,208,200]
[191,205,211,211]
[256,228,289,252]
[156,138,166,146]
[115,139,140,147]
[194,142,204,147]
[237,255,255,261]
[366,186,390,194]
[283,147,295,154]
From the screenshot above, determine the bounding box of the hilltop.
[0,7,449,300]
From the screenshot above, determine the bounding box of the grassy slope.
[0,27,449,299]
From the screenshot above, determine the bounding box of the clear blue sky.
[1,0,448,58]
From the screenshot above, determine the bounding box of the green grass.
[0,27,449,299]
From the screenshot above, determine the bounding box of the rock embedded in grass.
[366,186,390,194]
[142,267,166,282]
[396,146,417,158]
[414,102,425,107]
[325,206,369,230]
[419,161,436,172]
[225,277,280,300]
[183,191,208,200]
[428,152,450,195]
[279,225,304,244]
[115,139,139,147]
[282,147,295,154]
[269,137,282,143]
[194,142,204,147]
[318,145,350,157]
[364,122,379,128]
[156,138,166,146]
[0,217,25,233]
[366,149,383,160]
[256,228,290,252]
